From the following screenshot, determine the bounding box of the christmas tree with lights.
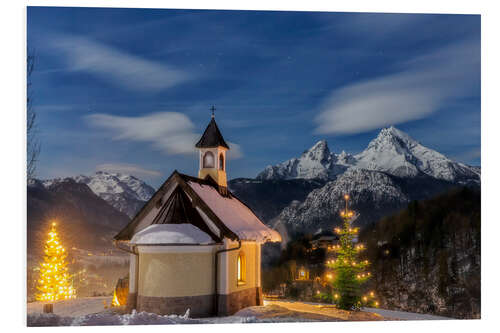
[326,194,377,310]
[36,222,75,302]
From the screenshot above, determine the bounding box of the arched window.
[237,252,246,285]
[219,153,224,171]
[203,151,215,168]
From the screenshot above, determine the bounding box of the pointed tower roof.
[195,117,230,149]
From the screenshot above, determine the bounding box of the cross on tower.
[210,105,216,118]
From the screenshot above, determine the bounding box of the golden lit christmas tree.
[36,222,75,302]
[326,194,378,310]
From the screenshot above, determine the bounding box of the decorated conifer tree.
[326,194,377,310]
[36,222,76,302]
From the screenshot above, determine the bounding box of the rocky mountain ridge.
[257,126,480,185]
[252,127,480,235]
[42,171,156,218]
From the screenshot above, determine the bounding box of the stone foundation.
[217,287,262,316]
[133,287,262,317]
[137,294,215,318]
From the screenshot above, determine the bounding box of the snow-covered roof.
[187,181,281,242]
[130,224,215,245]
[114,171,282,243]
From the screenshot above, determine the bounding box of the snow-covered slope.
[257,140,352,180]
[43,171,156,217]
[354,126,479,183]
[276,168,410,233]
[257,127,480,185]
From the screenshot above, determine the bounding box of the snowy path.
[363,307,450,321]
[264,300,382,321]
[264,300,450,321]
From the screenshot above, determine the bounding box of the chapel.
[114,111,281,317]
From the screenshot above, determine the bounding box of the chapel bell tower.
[195,107,229,188]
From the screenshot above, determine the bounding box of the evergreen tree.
[36,222,75,301]
[326,194,377,310]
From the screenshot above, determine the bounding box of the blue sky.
[27,7,480,188]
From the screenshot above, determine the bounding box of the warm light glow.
[237,252,246,284]
[36,222,75,302]
[111,289,120,307]
[329,194,374,309]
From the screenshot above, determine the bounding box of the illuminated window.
[219,153,224,171]
[203,151,215,168]
[237,252,246,285]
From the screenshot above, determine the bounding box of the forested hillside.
[360,187,480,319]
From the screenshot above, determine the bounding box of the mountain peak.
[301,140,331,163]
[355,127,479,182]
[311,139,328,149]
[257,139,347,180]
[374,126,415,144]
[257,125,479,184]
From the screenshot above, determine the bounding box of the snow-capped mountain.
[354,126,480,183]
[43,171,156,217]
[276,168,410,233]
[256,140,352,180]
[251,126,480,235]
[257,126,480,185]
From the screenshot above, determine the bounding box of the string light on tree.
[36,221,76,302]
[325,194,378,310]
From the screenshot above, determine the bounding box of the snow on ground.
[27,296,113,317]
[26,297,451,327]
[26,306,314,326]
[28,309,201,326]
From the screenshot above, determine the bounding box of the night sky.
[27,7,480,187]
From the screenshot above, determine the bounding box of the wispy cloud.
[96,163,162,178]
[314,39,480,135]
[226,142,243,159]
[50,35,191,92]
[85,112,243,158]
